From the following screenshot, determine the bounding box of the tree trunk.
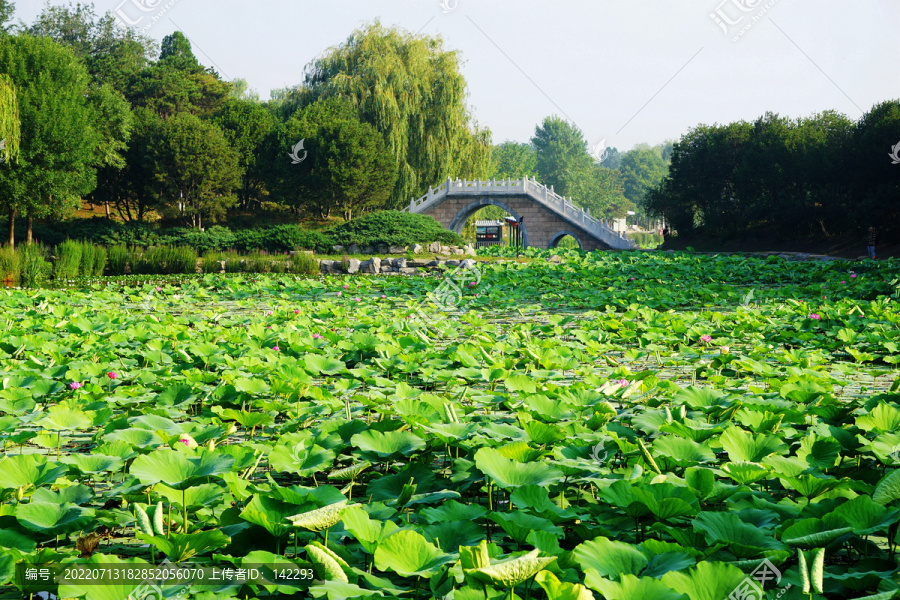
[105,201,110,219]
[7,208,13,247]
[26,216,32,245]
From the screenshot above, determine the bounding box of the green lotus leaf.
[61,453,124,474]
[16,502,95,535]
[857,403,900,433]
[782,515,853,548]
[660,561,749,600]
[873,469,900,506]
[137,529,230,562]
[240,493,298,539]
[0,454,67,489]
[474,447,562,489]
[37,405,94,431]
[719,426,787,462]
[305,355,346,375]
[720,461,770,485]
[830,495,900,535]
[572,536,649,579]
[288,500,350,531]
[129,449,235,490]
[341,505,400,554]
[306,540,350,583]
[469,549,556,588]
[797,433,841,470]
[653,436,715,467]
[692,512,787,558]
[351,429,425,459]
[587,573,686,600]
[534,570,596,600]
[374,529,454,577]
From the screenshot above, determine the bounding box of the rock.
[329,262,343,274]
[425,260,440,267]
[389,245,407,254]
[332,245,344,253]
[446,260,460,267]
[460,259,476,269]
[548,255,562,263]
[429,241,441,253]
[411,244,424,254]
[346,258,361,274]
[393,257,407,269]
[452,249,465,256]
[399,267,417,275]
[665,249,675,254]
[361,257,381,274]
[376,244,389,254]
[348,244,361,255]
[380,265,395,273]
[440,246,451,254]
[464,245,476,256]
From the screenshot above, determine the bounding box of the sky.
[13,0,900,154]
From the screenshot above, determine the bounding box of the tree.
[302,21,491,208]
[0,0,14,34]
[150,112,239,228]
[598,146,622,170]
[126,32,228,119]
[530,116,592,196]
[619,148,668,208]
[85,83,134,218]
[211,98,275,210]
[0,34,101,245]
[25,2,156,90]
[489,142,537,179]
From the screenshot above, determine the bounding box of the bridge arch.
[447,198,530,248]
[548,231,584,250]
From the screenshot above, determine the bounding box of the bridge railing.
[407,177,636,249]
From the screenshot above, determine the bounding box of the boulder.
[548,255,562,263]
[319,260,334,273]
[429,241,441,253]
[411,244,424,254]
[446,260,461,267]
[332,245,344,253]
[425,260,440,267]
[398,267,417,275]
[452,248,465,256]
[393,257,407,269]
[361,257,381,274]
[346,259,361,274]
[460,259,477,269]
[376,244,389,254]
[380,265,395,273]
[464,245,476,256]
[348,244,362,255]
[440,246,451,255]
[389,245,407,254]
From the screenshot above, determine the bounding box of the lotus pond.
[3,250,900,600]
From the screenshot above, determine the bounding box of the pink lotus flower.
[617,379,629,387]
[381,294,387,299]
[156,287,163,292]
[700,335,712,343]
[810,313,821,320]
[354,297,361,302]
[272,346,280,351]
[313,333,323,339]
[337,291,342,297]
[629,277,635,281]
[720,346,730,354]
[266,310,273,315]
[840,281,846,284]
[107,372,117,380]
[342,285,349,289]
[850,273,857,279]
[69,382,83,390]
[294,309,300,314]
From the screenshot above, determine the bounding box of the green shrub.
[328,211,465,248]
[55,240,83,280]
[20,244,51,287]
[291,252,319,276]
[202,251,228,273]
[107,244,129,275]
[79,242,97,277]
[224,255,242,273]
[627,232,663,249]
[0,246,19,285]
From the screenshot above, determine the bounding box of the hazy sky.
[14,1,900,153]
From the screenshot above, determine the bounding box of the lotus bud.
[16,486,24,501]
[177,434,198,449]
[226,423,238,436]
[206,439,215,451]
[121,498,128,509]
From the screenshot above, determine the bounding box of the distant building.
[475,220,504,248]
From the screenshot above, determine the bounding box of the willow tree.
[0,73,18,245]
[301,21,491,209]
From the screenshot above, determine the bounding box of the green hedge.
[3,212,463,254]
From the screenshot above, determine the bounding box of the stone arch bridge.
[405,177,636,251]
